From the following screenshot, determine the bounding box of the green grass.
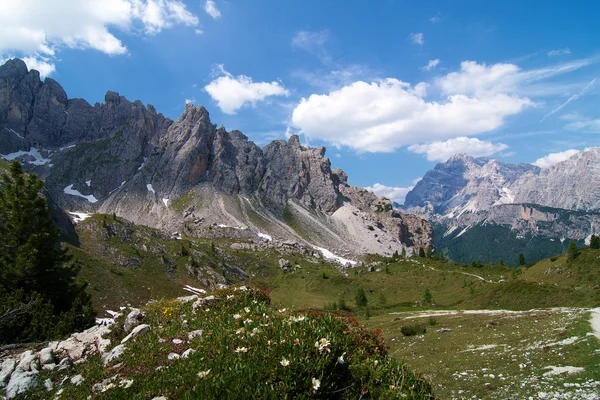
[368,308,600,399]
[27,287,434,399]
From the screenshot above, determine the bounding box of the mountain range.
[0,58,431,261]
[402,150,600,265]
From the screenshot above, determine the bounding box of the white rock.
[54,324,111,362]
[192,296,216,311]
[188,330,203,340]
[38,348,55,369]
[181,349,196,359]
[70,374,85,386]
[152,397,168,400]
[102,344,127,366]
[17,350,39,372]
[123,308,145,333]
[6,370,38,399]
[0,358,16,388]
[176,295,199,303]
[121,324,151,344]
[167,353,180,360]
[58,357,72,370]
[172,339,183,345]
[44,378,53,391]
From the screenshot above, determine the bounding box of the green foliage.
[591,234,600,249]
[567,240,580,261]
[428,318,437,326]
[519,253,526,266]
[0,161,95,344]
[401,323,427,336]
[355,287,368,307]
[210,241,216,253]
[423,287,433,304]
[418,247,426,258]
[378,292,387,306]
[43,287,434,399]
[498,258,504,266]
[400,248,406,259]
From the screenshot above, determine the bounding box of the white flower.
[280,358,290,367]
[243,318,253,325]
[227,295,234,300]
[278,308,287,313]
[244,307,251,313]
[312,377,321,391]
[235,346,248,353]
[238,285,248,291]
[233,314,241,319]
[315,338,331,352]
[338,353,345,364]
[236,327,245,335]
[198,369,211,378]
[374,360,378,366]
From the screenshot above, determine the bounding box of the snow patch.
[138,157,147,170]
[455,225,471,238]
[63,184,98,203]
[314,246,357,266]
[146,184,155,194]
[5,127,24,139]
[258,233,272,241]
[2,147,51,165]
[183,285,206,295]
[543,366,585,376]
[68,212,92,223]
[162,198,169,207]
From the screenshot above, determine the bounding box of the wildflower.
[244,307,251,313]
[293,338,300,346]
[205,308,210,312]
[337,353,345,364]
[374,360,379,366]
[236,328,245,335]
[312,377,321,391]
[119,379,134,389]
[227,295,234,300]
[235,346,248,353]
[315,338,331,353]
[243,318,253,325]
[238,286,248,291]
[280,358,290,367]
[250,327,261,337]
[278,308,287,313]
[198,369,211,378]
[233,314,241,319]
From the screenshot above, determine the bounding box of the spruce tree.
[518,253,526,266]
[355,287,368,307]
[567,240,580,261]
[0,161,95,343]
[590,234,600,249]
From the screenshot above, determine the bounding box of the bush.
[43,286,435,399]
[401,323,427,336]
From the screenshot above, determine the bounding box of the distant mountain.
[0,58,432,258]
[402,150,600,265]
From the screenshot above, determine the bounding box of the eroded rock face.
[0,58,433,256]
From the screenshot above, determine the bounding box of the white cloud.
[532,149,580,168]
[410,32,424,45]
[205,65,290,114]
[564,115,600,133]
[540,78,596,121]
[0,0,199,75]
[291,30,328,51]
[204,0,221,19]
[194,29,204,35]
[548,48,571,57]
[185,97,196,105]
[291,75,531,152]
[408,137,509,162]
[22,56,55,77]
[421,59,440,71]
[429,16,440,23]
[364,183,413,205]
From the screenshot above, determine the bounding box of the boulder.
[123,308,145,333]
[101,344,127,366]
[0,358,16,389]
[6,370,38,399]
[38,347,56,370]
[279,258,292,270]
[121,324,151,344]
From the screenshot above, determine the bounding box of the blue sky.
[2,0,600,203]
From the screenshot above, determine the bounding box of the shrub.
[41,286,434,399]
[355,287,368,307]
[401,323,427,336]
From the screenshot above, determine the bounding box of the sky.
[1,0,600,204]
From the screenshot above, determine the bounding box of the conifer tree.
[567,240,580,261]
[590,234,600,249]
[0,161,95,343]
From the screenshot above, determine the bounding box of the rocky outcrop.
[0,58,432,257]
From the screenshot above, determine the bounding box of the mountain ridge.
[0,58,432,258]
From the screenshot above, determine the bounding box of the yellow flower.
[236,328,245,335]
[280,358,290,367]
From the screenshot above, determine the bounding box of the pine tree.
[590,234,600,249]
[0,161,95,343]
[519,253,526,266]
[498,258,504,266]
[418,247,426,258]
[567,240,580,261]
[355,287,368,307]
